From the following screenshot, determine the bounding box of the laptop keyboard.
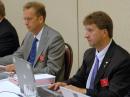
[37,86,63,97]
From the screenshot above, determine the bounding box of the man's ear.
[103,29,109,37]
[39,16,45,24]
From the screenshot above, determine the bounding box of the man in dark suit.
[0,0,20,57]
[49,11,130,97]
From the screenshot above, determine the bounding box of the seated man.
[0,1,65,81]
[49,11,130,97]
[0,0,19,57]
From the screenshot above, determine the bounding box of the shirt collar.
[96,39,112,59]
[34,26,44,41]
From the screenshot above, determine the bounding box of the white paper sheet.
[34,74,55,80]
[0,80,22,97]
[13,74,55,80]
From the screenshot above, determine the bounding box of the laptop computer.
[13,57,62,97]
[60,87,89,97]
[13,57,36,93]
[37,85,63,97]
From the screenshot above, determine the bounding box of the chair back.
[64,43,73,80]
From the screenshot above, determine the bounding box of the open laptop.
[13,57,62,97]
[13,57,36,93]
[60,87,89,97]
[37,85,63,97]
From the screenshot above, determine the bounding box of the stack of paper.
[9,74,55,86]
[34,74,55,86]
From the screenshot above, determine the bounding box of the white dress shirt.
[34,26,44,51]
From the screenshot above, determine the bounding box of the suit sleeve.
[0,45,24,65]
[64,52,88,88]
[0,34,27,65]
[0,19,19,57]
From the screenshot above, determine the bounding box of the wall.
[2,0,130,76]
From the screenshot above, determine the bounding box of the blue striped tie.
[27,37,38,66]
[89,55,99,89]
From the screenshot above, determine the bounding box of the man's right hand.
[5,64,16,72]
[48,82,67,91]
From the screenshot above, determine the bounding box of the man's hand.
[48,82,67,91]
[64,85,87,94]
[5,64,16,72]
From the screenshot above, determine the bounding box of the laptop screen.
[13,57,36,93]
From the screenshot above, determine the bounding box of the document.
[9,74,55,86]
[0,80,22,97]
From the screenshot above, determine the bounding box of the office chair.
[64,43,73,80]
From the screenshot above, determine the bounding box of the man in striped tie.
[49,11,130,97]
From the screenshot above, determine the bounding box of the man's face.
[23,8,44,34]
[84,24,106,48]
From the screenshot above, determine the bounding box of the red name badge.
[39,55,45,62]
[100,78,109,87]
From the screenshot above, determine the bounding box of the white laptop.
[13,57,36,93]
[60,87,89,97]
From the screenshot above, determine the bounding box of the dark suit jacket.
[65,41,130,97]
[125,92,130,97]
[0,18,19,57]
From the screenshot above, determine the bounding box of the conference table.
[0,74,62,97]
[0,72,89,97]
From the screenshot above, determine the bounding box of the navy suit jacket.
[65,41,130,97]
[0,18,19,57]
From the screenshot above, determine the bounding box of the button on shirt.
[86,40,112,90]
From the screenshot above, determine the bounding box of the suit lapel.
[94,40,116,85]
[86,49,96,76]
[33,25,48,67]
[24,33,34,60]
